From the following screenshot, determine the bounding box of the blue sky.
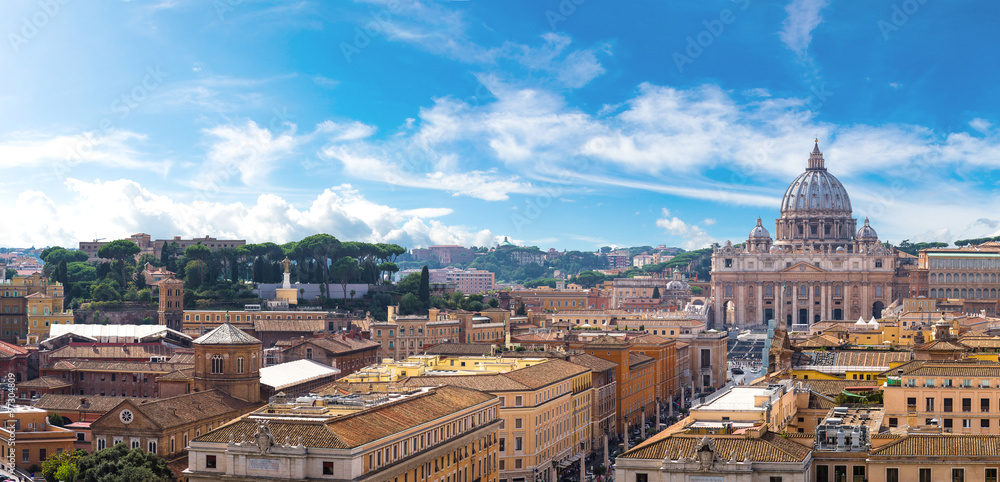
[3,0,1000,251]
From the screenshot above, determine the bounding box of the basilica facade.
[710,142,897,328]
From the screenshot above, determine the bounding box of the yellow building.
[342,354,549,383]
[25,290,72,344]
[329,357,593,482]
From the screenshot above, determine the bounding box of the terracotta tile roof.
[585,335,628,347]
[41,360,190,374]
[253,318,325,333]
[33,394,141,412]
[192,322,260,345]
[833,350,911,367]
[284,336,379,355]
[628,352,654,368]
[915,339,968,351]
[194,386,496,449]
[402,360,590,392]
[168,352,195,364]
[45,344,175,360]
[959,335,1000,349]
[127,389,258,430]
[628,333,670,345]
[157,369,193,381]
[423,343,496,356]
[20,376,71,389]
[793,333,846,349]
[619,432,810,463]
[870,434,1000,457]
[568,353,618,372]
[0,340,29,358]
[503,360,589,389]
[901,361,1000,377]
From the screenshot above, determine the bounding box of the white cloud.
[202,120,306,185]
[0,178,498,249]
[703,218,716,226]
[0,129,158,174]
[779,0,830,57]
[359,1,607,88]
[655,208,715,250]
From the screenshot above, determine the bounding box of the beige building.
[883,360,1000,433]
[711,142,897,328]
[185,385,500,482]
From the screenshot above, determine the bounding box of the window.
[514,418,522,429]
[499,438,505,452]
[944,418,953,428]
[887,468,899,482]
[237,357,244,374]
[131,439,140,449]
[148,441,157,453]
[953,468,965,482]
[21,449,28,463]
[984,398,991,412]
[211,354,224,374]
[888,417,898,427]
[816,465,829,482]
[515,396,522,407]
[514,437,522,451]
[919,469,931,482]
[944,398,953,412]
[97,438,106,450]
[984,419,991,428]
[206,455,217,469]
[926,398,935,411]
[964,398,972,412]
[853,466,865,482]
[986,468,997,482]
[323,461,334,475]
[835,465,847,482]
[39,449,45,461]
[635,474,648,482]
[770,478,782,482]
[964,419,972,428]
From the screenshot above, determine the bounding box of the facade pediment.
[779,262,826,273]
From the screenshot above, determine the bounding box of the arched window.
[725,285,732,297]
[962,273,967,283]
[765,285,773,296]
[930,288,937,298]
[961,289,968,298]
[835,285,842,296]
[977,289,983,299]
[946,273,952,283]
[978,273,983,283]
[930,273,936,283]
[211,355,224,374]
[946,288,952,298]
[237,357,244,374]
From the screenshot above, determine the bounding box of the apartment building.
[883,360,1000,433]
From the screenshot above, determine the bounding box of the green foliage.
[691,286,703,294]
[137,288,152,303]
[488,297,499,308]
[90,279,122,302]
[398,293,424,316]
[40,247,89,265]
[48,412,65,427]
[368,292,393,321]
[185,259,206,290]
[184,243,211,261]
[418,266,430,306]
[76,444,172,482]
[572,270,608,288]
[41,449,85,482]
[98,239,141,289]
[652,286,660,298]
[895,239,951,255]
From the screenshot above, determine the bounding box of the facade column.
[757,283,764,325]
[580,450,586,482]
[808,282,815,326]
[821,283,828,321]
[777,281,784,327]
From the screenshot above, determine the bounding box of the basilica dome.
[780,142,852,215]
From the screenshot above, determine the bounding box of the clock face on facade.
[120,409,134,424]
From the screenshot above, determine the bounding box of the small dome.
[749,217,771,239]
[666,279,689,291]
[856,217,878,240]
[835,246,846,253]
[769,245,779,253]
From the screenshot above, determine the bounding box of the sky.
[3,0,1000,252]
